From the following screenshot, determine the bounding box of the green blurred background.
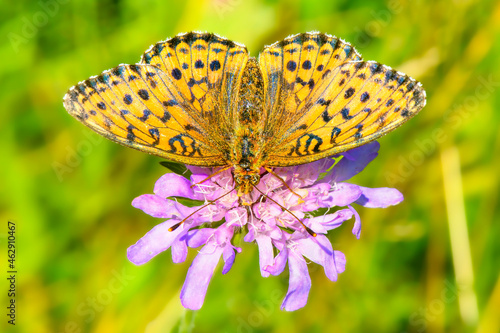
[1,0,499,332]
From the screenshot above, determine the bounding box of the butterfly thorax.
[231,58,267,195]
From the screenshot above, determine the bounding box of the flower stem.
[178,309,197,333]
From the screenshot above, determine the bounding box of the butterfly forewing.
[63,64,226,166]
[64,32,254,167]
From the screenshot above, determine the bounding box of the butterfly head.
[233,163,261,196]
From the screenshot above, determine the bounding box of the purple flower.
[127,141,404,310]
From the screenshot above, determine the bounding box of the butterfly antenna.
[190,165,232,189]
[168,188,235,232]
[264,167,304,203]
[252,185,316,237]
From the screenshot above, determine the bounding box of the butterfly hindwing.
[63,64,227,166]
[265,60,426,165]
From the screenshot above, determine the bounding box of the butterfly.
[64,31,426,197]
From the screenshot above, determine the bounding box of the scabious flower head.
[127,141,403,311]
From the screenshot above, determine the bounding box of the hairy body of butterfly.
[64,32,426,196]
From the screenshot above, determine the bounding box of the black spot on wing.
[123,94,133,105]
[360,92,370,102]
[341,107,353,120]
[194,60,204,69]
[344,87,355,98]
[149,128,160,145]
[330,127,341,143]
[163,100,178,107]
[139,109,152,121]
[210,60,221,71]
[171,68,182,80]
[322,111,333,122]
[138,89,149,100]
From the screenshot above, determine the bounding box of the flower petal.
[180,243,223,310]
[324,141,380,183]
[171,238,188,263]
[348,205,362,239]
[186,165,211,176]
[298,235,339,282]
[322,183,362,207]
[132,194,176,218]
[154,173,199,199]
[222,245,238,275]
[281,252,311,311]
[127,220,185,265]
[334,251,346,274]
[355,186,404,208]
[185,228,216,248]
[225,207,248,227]
[306,209,354,233]
[255,234,274,278]
[264,236,288,276]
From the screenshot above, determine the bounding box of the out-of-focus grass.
[1,0,499,332]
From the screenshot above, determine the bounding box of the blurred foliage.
[1,0,499,332]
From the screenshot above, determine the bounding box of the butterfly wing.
[141,32,249,140]
[64,33,249,166]
[259,32,426,166]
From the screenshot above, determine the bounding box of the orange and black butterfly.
[64,31,426,196]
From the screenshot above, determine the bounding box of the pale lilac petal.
[306,209,354,233]
[186,166,211,175]
[154,173,199,199]
[222,246,237,274]
[356,186,404,208]
[180,243,223,310]
[225,207,248,227]
[171,239,188,263]
[322,183,362,207]
[185,228,215,248]
[298,235,338,281]
[264,237,288,276]
[334,251,346,273]
[305,219,328,234]
[132,194,175,218]
[348,205,362,239]
[212,169,234,189]
[243,227,255,242]
[253,202,282,219]
[257,172,285,194]
[255,234,274,277]
[127,220,185,265]
[323,141,380,183]
[281,253,311,311]
[302,183,331,211]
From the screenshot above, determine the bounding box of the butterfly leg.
[264,167,305,203]
[190,165,232,189]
